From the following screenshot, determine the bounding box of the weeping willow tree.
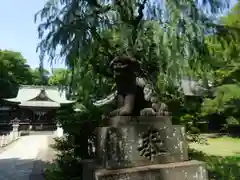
[34,0,231,144]
[35,0,230,97]
[36,1,232,178]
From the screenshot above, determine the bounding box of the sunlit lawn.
[189,136,240,179]
[189,136,240,157]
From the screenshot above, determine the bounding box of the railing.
[0,122,19,147]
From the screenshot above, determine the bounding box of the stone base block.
[82,159,101,180]
[94,160,208,180]
[96,121,188,169]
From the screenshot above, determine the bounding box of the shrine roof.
[4,85,74,108]
[19,101,61,108]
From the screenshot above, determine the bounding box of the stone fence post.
[0,118,20,147]
[0,135,6,147]
[11,117,20,141]
[56,122,64,138]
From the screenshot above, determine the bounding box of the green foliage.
[34,0,235,179]
[200,2,240,125]
[221,1,240,28]
[189,149,240,180]
[0,50,33,97]
[44,136,82,180]
[51,137,73,152]
[202,84,240,116]
[31,68,50,85]
[48,65,114,179]
[180,113,197,126]
[35,0,230,93]
[48,68,70,86]
[0,49,55,98]
[226,116,239,125]
[0,50,33,84]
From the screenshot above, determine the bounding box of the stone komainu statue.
[93,55,169,117]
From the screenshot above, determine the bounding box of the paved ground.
[0,134,55,180]
[29,135,56,180]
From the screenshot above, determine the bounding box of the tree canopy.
[34,1,240,179]
[31,67,50,85]
[201,1,240,123]
[48,68,70,86]
[35,0,231,96]
[0,50,68,98]
[0,50,34,97]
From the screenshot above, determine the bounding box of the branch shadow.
[0,157,52,180]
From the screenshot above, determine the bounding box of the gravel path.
[0,134,55,180]
[29,135,56,180]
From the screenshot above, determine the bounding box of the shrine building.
[1,85,74,130]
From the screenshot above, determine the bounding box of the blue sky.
[0,0,237,71]
[0,0,65,71]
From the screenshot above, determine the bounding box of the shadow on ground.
[0,158,52,180]
[189,149,240,180]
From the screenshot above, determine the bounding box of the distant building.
[180,78,208,97]
[1,85,74,130]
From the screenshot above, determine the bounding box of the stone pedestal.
[95,160,207,180]
[96,117,188,169]
[82,116,208,180]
